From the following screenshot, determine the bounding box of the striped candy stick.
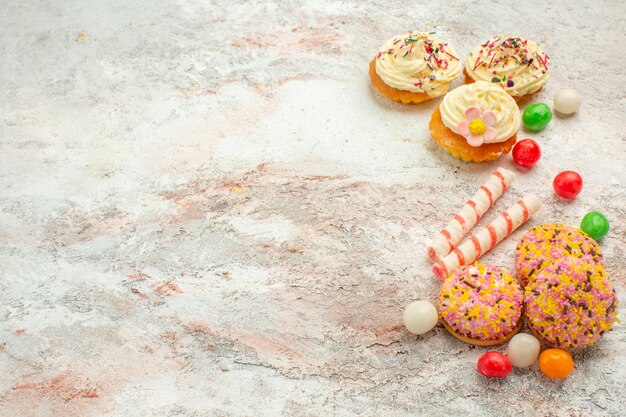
[427,167,517,263]
[432,194,541,281]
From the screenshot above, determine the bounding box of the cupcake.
[430,80,520,162]
[369,31,462,104]
[524,256,618,350]
[438,263,523,346]
[515,224,603,287]
[464,35,550,102]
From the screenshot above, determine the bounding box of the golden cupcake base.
[429,105,517,163]
[369,58,433,104]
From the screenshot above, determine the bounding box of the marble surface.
[1,1,625,416]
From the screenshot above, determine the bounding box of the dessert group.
[371,32,619,379]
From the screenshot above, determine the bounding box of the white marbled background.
[1,0,625,416]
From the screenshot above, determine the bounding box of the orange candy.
[539,349,574,379]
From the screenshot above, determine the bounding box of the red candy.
[553,171,583,199]
[512,139,541,168]
[477,351,512,378]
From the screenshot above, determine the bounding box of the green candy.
[580,211,610,241]
[522,103,553,132]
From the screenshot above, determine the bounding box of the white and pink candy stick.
[427,167,517,263]
[432,194,541,281]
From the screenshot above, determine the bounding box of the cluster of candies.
[403,302,575,379]
[511,93,560,169]
[402,89,612,379]
[512,88,609,240]
[477,338,573,379]
[512,88,584,196]
[404,208,610,379]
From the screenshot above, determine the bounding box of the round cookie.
[515,224,603,287]
[438,263,523,346]
[524,256,618,350]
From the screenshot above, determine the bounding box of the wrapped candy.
[433,194,541,280]
[427,167,516,263]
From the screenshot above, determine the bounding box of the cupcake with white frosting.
[464,35,550,101]
[429,81,521,162]
[369,31,462,104]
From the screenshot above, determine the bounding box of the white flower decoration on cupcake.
[457,107,497,147]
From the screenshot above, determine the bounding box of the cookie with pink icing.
[524,256,618,350]
[515,224,603,287]
[438,263,523,346]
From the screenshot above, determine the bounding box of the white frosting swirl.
[465,35,550,96]
[440,81,521,143]
[375,32,462,97]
